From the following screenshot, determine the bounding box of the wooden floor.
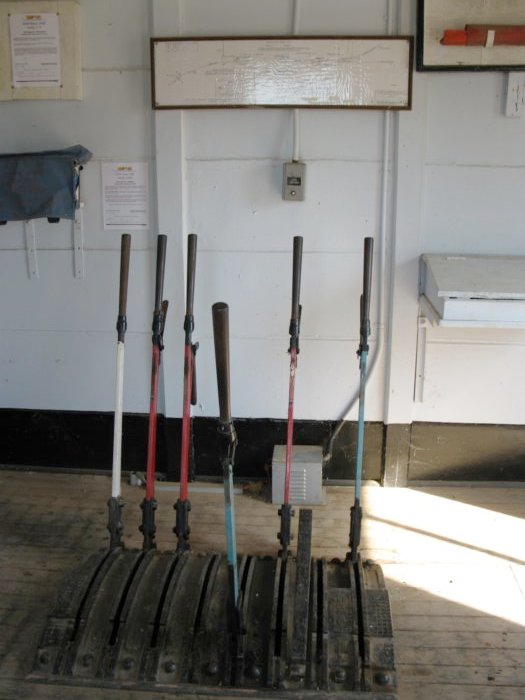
[0,469,524,699]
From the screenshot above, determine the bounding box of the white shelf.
[419,254,525,328]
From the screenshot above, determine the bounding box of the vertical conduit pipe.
[324,0,396,466]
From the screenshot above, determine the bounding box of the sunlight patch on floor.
[360,487,525,628]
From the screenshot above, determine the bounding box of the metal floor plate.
[30,545,396,698]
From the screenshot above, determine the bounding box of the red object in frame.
[441,29,468,46]
[441,25,525,47]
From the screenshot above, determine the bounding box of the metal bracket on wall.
[414,312,428,403]
[24,220,39,280]
[504,72,525,118]
[73,204,85,279]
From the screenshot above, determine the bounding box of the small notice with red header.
[102,162,150,231]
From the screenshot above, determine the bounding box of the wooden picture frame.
[417,0,525,71]
[151,36,413,110]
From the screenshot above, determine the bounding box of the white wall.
[413,69,525,423]
[0,0,154,413]
[1,0,525,426]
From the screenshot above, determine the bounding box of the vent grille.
[290,468,307,502]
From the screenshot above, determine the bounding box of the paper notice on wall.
[102,162,150,231]
[9,13,61,88]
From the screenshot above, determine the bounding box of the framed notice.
[0,0,82,101]
[151,36,413,110]
[417,0,525,71]
[9,13,61,88]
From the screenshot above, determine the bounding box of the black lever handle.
[291,236,303,324]
[154,235,167,312]
[117,234,131,342]
[212,302,232,426]
[359,237,374,352]
[118,234,131,318]
[186,234,198,317]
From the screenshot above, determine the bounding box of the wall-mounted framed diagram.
[151,36,413,110]
[417,0,525,71]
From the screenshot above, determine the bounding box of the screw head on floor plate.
[333,668,347,683]
[81,654,93,667]
[374,672,390,686]
[39,652,50,665]
[289,664,304,682]
[206,661,219,676]
[250,664,262,680]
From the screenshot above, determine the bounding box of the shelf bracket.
[414,310,428,403]
[73,204,85,279]
[504,72,525,118]
[24,220,39,280]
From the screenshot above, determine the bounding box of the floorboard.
[0,470,524,699]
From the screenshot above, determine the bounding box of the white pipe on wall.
[324,0,396,461]
[292,0,300,160]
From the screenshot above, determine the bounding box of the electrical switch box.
[283,161,305,201]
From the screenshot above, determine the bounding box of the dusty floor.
[0,469,524,699]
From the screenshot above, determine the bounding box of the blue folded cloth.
[0,145,92,223]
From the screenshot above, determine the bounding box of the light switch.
[283,161,305,201]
